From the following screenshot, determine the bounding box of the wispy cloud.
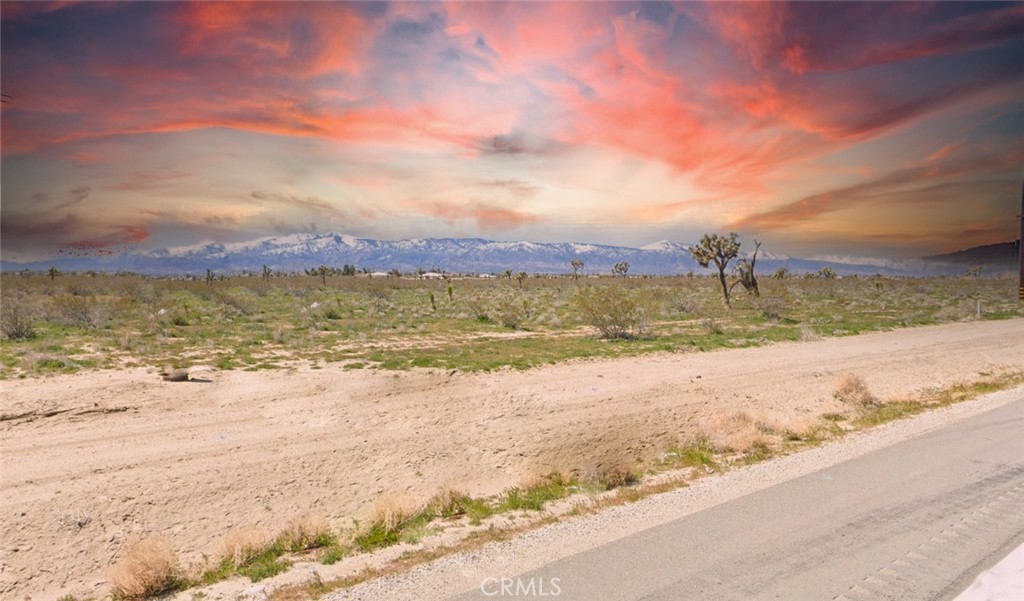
[734,148,1023,232]
[415,200,541,232]
[479,179,541,198]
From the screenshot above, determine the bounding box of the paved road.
[454,396,1024,601]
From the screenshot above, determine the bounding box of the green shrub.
[575,285,654,339]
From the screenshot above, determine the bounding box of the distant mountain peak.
[641,240,691,252]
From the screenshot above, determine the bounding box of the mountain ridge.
[0,232,1002,277]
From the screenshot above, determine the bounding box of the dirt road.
[2,320,1023,600]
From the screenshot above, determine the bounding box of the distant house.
[478,273,496,279]
[421,272,445,280]
[368,271,391,278]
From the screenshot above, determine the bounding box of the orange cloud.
[416,200,541,232]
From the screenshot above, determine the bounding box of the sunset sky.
[2,1,1022,261]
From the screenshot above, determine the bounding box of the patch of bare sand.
[2,319,1023,600]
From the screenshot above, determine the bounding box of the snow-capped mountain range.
[0,232,981,276]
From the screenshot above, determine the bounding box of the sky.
[1,1,1022,262]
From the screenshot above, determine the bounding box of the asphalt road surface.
[454,396,1024,601]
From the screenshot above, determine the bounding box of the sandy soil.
[2,319,1023,600]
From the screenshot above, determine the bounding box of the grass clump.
[279,514,335,552]
[426,487,494,522]
[497,473,572,512]
[742,439,775,464]
[352,499,435,552]
[662,436,718,470]
[109,537,183,600]
[202,529,290,584]
[237,548,291,582]
[320,545,348,565]
[192,516,340,587]
[854,401,926,427]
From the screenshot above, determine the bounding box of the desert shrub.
[369,295,392,317]
[464,296,491,322]
[25,352,83,373]
[833,373,877,408]
[934,300,979,322]
[53,294,104,328]
[108,537,181,600]
[575,285,654,339]
[495,296,527,329]
[590,462,641,490]
[215,289,257,316]
[700,317,724,335]
[756,296,787,321]
[1,297,36,339]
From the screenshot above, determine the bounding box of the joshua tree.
[316,265,329,285]
[47,266,59,282]
[515,271,527,289]
[772,267,790,280]
[817,266,837,279]
[503,269,513,280]
[612,261,629,278]
[570,258,584,281]
[205,268,215,286]
[691,233,741,307]
[733,240,761,297]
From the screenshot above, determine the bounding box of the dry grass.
[427,487,470,518]
[576,451,642,490]
[705,411,768,452]
[369,496,419,533]
[217,528,275,570]
[108,537,181,600]
[833,373,877,408]
[799,323,822,342]
[279,514,334,552]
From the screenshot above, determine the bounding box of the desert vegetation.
[1,269,1022,378]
